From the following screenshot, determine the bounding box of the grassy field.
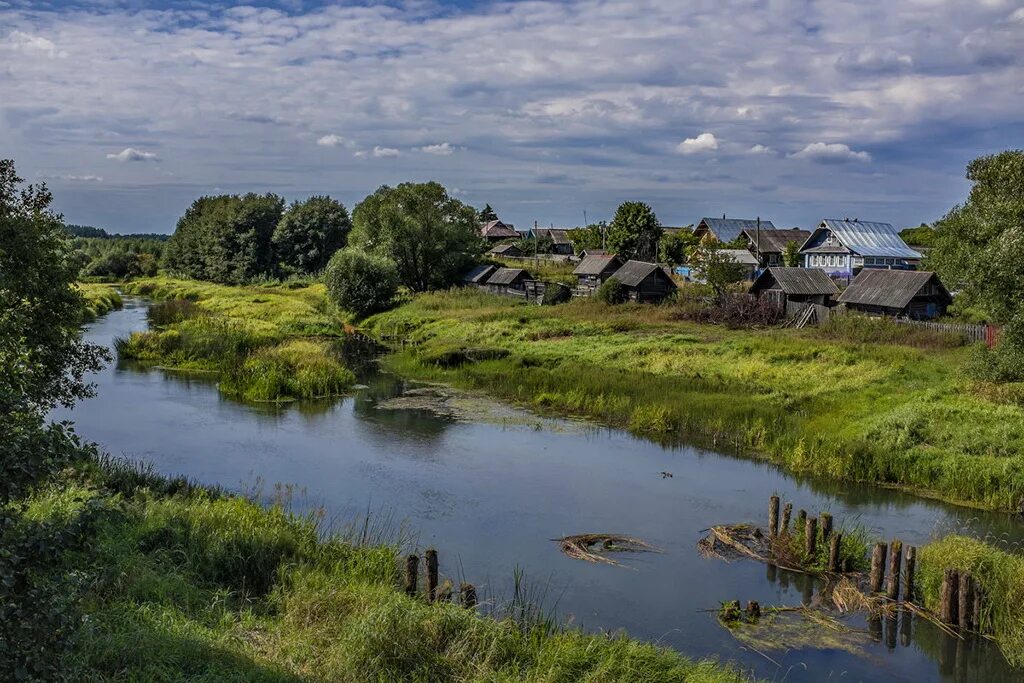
[77,283,123,321]
[33,456,748,682]
[364,289,1024,512]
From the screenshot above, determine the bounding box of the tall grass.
[220,340,356,402]
[817,314,969,349]
[77,283,123,321]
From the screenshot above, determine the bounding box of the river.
[55,299,1024,682]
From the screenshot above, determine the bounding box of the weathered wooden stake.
[870,542,887,593]
[887,539,903,601]
[425,549,439,602]
[769,496,780,538]
[940,568,959,626]
[973,583,983,632]
[819,512,833,544]
[885,614,898,650]
[460,582,477,609]
[796,509,807,531]
[828,532,842,572]
[781,503,793,535]
[904,546,917,602]
[959,572,974,631]
[404,554,419,596]
[805,517,818,558]
[746,600,761,620]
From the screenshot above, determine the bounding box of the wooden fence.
[890,318,994,344]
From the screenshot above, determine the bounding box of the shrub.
[324,249,400,317]
[595,278,626,305]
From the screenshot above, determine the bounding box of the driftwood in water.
[556,533,661,567]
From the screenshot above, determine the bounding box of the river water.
[56,299,1024,682]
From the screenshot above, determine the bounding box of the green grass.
[919,535,1024,666]
[78,283,123,321]
[32,458,750,682]
[363,289,1024,511]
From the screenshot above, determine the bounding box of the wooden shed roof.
[752,267,839,296]
[611,260,676,288]
[573,254,624,276]
[742,228,811,254]
[480,220,519,239]
[486,267,529,286]
[838,270,950,309]
[462,264,496,284]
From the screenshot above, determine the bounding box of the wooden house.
[572,254,625,291]
[693,217,778,244]
[531,228,574,255]
[718,249,760,280]
[609,260,677,303]
[799,219,921,280]
[741,228,811,267]
[750,267,839,308]
[462,264,496,287]
[485,267,531,295]
[578,248,608,259]
[489,242,524,258]
[480,220,519,242]
[837,270,952,319]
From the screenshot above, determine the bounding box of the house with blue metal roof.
[799,219,921,280]
[693,217,777,244]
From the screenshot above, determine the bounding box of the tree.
[930,150,1024,379]
[165,193,284,283]
[606,202,662,260]
[324,248,400,317]
[659,230,698,267]
[479,204,498,222]
[783,241,801,267]
[689,237,747,299]
[567,222,605,252]
[595,277,626,304]
[273,196,351,276]
[350,182,483,292]
[899,223,937,248]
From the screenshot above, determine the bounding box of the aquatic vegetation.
[220,339,356,402]
[76,283,123,321]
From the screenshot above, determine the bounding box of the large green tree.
[324,248,400,317]
[273,195,351,275]
[659,230,698,267]
[165,193,284,283]
[689,237,747,300]
[567,222,606,252]
[350,182,482,292]
[606,202,662,261]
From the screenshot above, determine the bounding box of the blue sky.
[2,0,1022,233]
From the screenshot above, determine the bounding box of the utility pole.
[756,216,761,268]
[534,220,539,270]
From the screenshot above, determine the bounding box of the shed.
[837,270,951,320]
[609,260,677,303]
[741,228,811,267]
[489,243,524,258]
[573,254,625,290]
[694,217,778,244]
[462,264,497,286]
[485,267,531,295]
[750,267,839,307]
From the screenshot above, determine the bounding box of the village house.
[609,260,677,303]
[578,248,608,259]
[489,242,524,258]
[693,217,778,244]
[741,228,811,267]
[480,220,519,242]
[750,267,840,308]
[573,254,625,291]
[530,228,574,255]
[484,267,531,296]
[800,219,921,280]
[837,270,952,320]
[462,264,496,287]
[718,249,760,280]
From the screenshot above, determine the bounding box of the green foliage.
[220,340,356,402]
[606,202,662,260]
[324,248,400,317]
[478,203,498,222]
[78,284,124,321]
[567,223,606,252]
[817,314,969,349]
[515,234,554,255]
[165,193,285,283]
[659,230,698,266]
[350,181,482,292]
[272,195,351,276]
[689,239,747,298]
[900,224,937,247]
[782,241,801,267]
[596,277,627,304]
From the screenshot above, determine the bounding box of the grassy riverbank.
[33,455,747,681]
[77,283,123,321]
[364,289,1024,512]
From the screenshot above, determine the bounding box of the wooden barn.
[480,220,519,242]
[837,270,952,320]
[750,267,840,307]
[489,242,524,258]
[462,264,496,287]
[573,254,625,291]
[485,267,531,295]
[609,260,677,303]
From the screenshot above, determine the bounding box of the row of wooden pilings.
[403,549,478,608]
[769,496,980,630]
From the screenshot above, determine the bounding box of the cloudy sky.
[2,0,1022,233]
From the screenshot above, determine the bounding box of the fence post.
[781,503,792,536]
[769,496,780,538]
[461,583,477,609]
[819,513,833,544]
[904,546,916,602]
[425,549,439,602]
[404,554,419,596]
[940,568,959,625]
[870,542,887,593]
[805,517,817,558]
[828,532,842,572]
[959,573,974,631]
[887,540,903,601]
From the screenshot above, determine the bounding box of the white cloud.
[676,133,718,155]
[792,142,872,163]
[105,147,158,162]
[372,146,400,158]
[749,144,773,155]
[8,30,63,58]
[39,173,102,182]
[417,142,456,155]
[316,134,346,147]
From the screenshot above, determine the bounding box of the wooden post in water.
[887,540,903,601]
[959,573,974,631]
[769,496,780,538]
[781,503,792,536]
[973,584,983,632]
[870,542,887,593]
[425,549,439,602]
[805,517,818,558]
[904,546,917,603]
[796,509,807,536]
[940,568,959,626]
[828,532,842,572]
[819,512,833,545]
[404,554,419,596]
[461,583,477,609]
[746,601,761,620]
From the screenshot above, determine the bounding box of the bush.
[965,339,1024,382]
[324,249,400,317]
[596,278,626,305]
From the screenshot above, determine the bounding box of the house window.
[886,258,895,266]
[827,255,834,267]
